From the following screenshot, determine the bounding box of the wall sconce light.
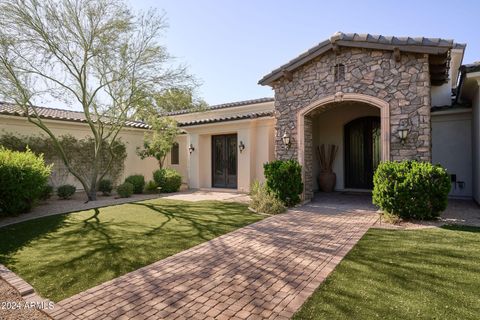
[239,141,245,153]
[188,144,195,154]
[398,127,409,145]
[282,132,291,149]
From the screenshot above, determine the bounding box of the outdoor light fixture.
[239,141,245,153]
[398,127,409,145]
[188,144,195,154]
[282,132,291,149]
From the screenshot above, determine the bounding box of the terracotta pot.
[317,171,336,192]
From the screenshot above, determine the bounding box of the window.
[171,142,179,165]
[333,63,345,82]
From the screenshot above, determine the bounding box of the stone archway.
[297,92,390,201]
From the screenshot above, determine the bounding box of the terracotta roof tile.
[0,102,150,129]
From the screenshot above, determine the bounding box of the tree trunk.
[87,187,97,201]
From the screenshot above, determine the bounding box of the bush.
[39,185,54,201]
[153,168,182,193]
[117,182,134,198]
[124,174,145,194]
[98,179,113,196]
[57,184,76,199]
[0,148,52,215]
[250,181,286,215]
[263,160,303,207]
[373,160,451,220]
[144,180,158,193]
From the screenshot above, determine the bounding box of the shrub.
[250,181,286,215]
[57,184,76,199]
[144,180,158,193]
[39,185,54,201]
[124,174,145,194]
[117,182,134,198]
[373,160,451,220]
[0,147,52,215]
[153,168,182,193]
[263,160,303,207]
[98,179,113,196]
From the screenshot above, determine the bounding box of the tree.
[137,116,180,168]
[0,0,196,200]
[135,87,208,120]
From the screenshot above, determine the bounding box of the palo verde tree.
[0,0,196,200]
[136,116,180,169]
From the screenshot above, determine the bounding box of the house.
[1,32,479,204]
[170,32,479,203]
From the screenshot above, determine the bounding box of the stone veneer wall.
[271,47,432,200]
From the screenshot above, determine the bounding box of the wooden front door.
[212,134,237,188]
[344,116,380,189]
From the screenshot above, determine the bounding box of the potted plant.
[316,144,338,192]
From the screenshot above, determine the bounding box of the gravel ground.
[375,198,480,229]
[0,278,51,320]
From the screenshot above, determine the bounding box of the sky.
[132,0,479,106]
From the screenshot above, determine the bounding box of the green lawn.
[294,226,480,320]
[0,199,263,302]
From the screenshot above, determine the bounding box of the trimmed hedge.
[39,185,54,201]
[57,184,76,199]
[125,174,145,194]
[0,147,52,215]
[98,179,113,196]
[264,160,303,207]
[153,168,182,193]
[117,182,134,198]
[373,160,451,220]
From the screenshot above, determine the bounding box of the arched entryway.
[297,93,390,201]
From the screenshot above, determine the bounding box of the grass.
[294,225,480,320]
[0,199,263,302]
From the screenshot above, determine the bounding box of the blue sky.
[131,0,479,105]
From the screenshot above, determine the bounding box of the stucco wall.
[312,102,379,191]
[181,117,275,192]
[272,47,432,200]
[0,115,160,190]
[432,110,473,198]
[472,84,480,203]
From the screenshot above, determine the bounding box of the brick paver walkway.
[49,205,377,320]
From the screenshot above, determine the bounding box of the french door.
[212,134,237,188]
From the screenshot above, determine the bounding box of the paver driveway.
[49,198,378,320]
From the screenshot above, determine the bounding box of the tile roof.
[259,32,466,85]
[462,61,480,73]
[166,97,274,116]
[0,101,274,128]
[178,111,273,127]
[0,102,150,129]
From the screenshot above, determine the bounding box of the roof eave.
[259,39,455,86]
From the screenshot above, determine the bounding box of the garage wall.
[432,109,473,198]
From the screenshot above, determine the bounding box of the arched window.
[333,63,345,82]
[171,142,179,165]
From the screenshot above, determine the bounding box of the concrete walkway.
[48,205,378,320]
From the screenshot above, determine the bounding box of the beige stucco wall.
[0,115,159,190]
[181,117,275,192]
[432,109,473,198]
[469,76,480,203]
[311,102,380,191]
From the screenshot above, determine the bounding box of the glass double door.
[212,134,237,188]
